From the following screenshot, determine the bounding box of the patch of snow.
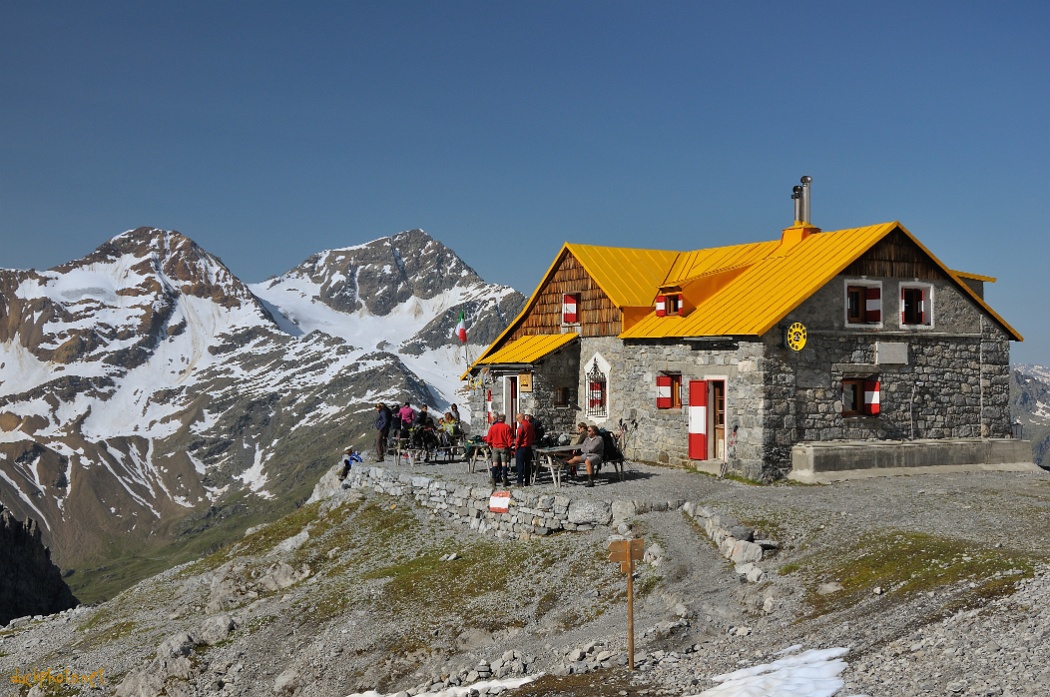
[687,646,865,697]
[346,675,535,697]
[235,446,274,499]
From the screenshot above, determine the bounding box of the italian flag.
[455,311,467,343]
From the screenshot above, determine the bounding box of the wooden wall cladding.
[510,251,621,341]
[842,228,946,280]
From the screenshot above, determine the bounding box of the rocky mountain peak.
[70,227,258,309]
[0,504,78,625]
[262,229,488,316]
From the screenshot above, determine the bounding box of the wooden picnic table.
[534,443,581,487]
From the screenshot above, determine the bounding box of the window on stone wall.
[552,386,571,407]
[586,359,607,418]
[901,284,932,326]
[656,373,682,409]
[842,377,880,416]
[846,283,881,324]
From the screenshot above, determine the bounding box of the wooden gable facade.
[509,249,622,342]
[842,228,946,281]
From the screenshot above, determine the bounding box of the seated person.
[565,425,604,487]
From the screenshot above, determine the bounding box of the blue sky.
[3,2,1049,364]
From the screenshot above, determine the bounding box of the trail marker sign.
[607,538,644,670]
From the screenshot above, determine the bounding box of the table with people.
[355,405,621,489]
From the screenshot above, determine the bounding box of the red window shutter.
[865,287,881,323]
[589,380,603,408]
[655,295,667,317]
[656,375,672,409]
[562,294,578,324]
[864,380,881,415]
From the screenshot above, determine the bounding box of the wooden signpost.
[608,538,644,670]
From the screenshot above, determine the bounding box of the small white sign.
[876,341,908,365]
[489,491,510,513]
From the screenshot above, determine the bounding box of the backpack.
[598,429,623,463]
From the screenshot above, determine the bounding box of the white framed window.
[584,353,610,422]
[845,281,882,325]
[562,293,580,326]
[900,283,933,327]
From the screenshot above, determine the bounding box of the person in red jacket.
[484,413,513,487]
[514,412,537,486]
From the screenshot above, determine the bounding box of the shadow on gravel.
[505,671,678,697]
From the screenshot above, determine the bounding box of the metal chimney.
[799,175,812,224]
[791,185,803,223]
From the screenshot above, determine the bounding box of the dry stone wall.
[338,466,770,583]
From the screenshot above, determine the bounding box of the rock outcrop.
[0,505,78,625]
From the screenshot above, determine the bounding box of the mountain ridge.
[0,226,525,598]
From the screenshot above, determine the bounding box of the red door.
[688,380,708,460]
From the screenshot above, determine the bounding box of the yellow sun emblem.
[786,322,807,351]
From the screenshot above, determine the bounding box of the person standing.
[374,403,390,462]
[398,402,415,433]
[514,412,537,486]
[484,413,514,487]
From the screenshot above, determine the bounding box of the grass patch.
[73,619,137,649]
[793,530,1040,619]
[70,488,313,604]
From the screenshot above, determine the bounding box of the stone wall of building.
[466,273,1015,482]
[529,341,581,437]
[601,338,769,477]
[756,275,1016,478]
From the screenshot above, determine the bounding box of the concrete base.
[789,438,1040,484]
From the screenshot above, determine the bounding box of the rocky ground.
[3,459,1050,697]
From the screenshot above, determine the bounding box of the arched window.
[586,358,607,418]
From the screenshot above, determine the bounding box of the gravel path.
[5,455,1050,697]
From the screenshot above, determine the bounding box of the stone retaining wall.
[341,466,770,583]
[343,466,613,539]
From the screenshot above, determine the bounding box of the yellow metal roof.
[466,221,1021,379]
[952,270,997,283]
[474,333,578,366]
[464,243,679,375]
[621,222,1021,341]
[567,243,681,308]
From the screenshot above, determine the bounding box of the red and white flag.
[454,311,467,343]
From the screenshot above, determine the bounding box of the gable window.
[846,283,881,325]
[901,285,931,326]
[656,373,682,409]
[562,293,580,325]
[586,358,607,418]
[656,293,686,317]
[842,377,880,416]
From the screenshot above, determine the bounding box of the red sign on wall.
[489,491,511,513]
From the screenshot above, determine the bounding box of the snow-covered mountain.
[1011,364,1050,467]
[0,227,524,576]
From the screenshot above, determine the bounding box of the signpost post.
[608,538,644,670]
